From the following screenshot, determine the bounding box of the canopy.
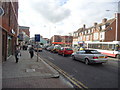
[52,42,64,44]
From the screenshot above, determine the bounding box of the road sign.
[35,34,40,42]
[0,7,4,16]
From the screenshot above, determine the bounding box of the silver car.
[72,50,108,65]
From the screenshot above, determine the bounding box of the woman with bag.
[15,45,21,63]
[29,45,34,59]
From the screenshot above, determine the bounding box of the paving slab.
[2,50,73,88]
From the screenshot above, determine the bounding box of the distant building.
[0,1,19,62]
[50,35,62,43]
[19,26,30,37]
[50,35,73,46]
[29,36,49,46]
[61,36,73,46]
[18,26,30,45]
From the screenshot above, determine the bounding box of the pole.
[37,42,38,62]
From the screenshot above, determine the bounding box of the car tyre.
[85,59,90,65]
[72,55,76,60]
[116,55,120,59]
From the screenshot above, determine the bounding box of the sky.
[18,0,120,39]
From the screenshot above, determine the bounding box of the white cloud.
[18,0,119,38]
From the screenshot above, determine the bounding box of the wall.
[104,20,116,42]
[117,13,120,41]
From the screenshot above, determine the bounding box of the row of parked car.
[44,45,108,65]
[44,45,73,56]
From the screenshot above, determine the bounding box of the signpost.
[35,34,40,62]
[0,7,4,17]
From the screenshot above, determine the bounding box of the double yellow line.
[38,55,88,89]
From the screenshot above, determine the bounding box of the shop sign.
[0,7,4,16]
[35,34,40,42]
[11,29,15,34]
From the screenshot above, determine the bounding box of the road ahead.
[38,50,119,88]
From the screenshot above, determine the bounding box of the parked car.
[47,46,54,51]
[52,45,61,53]
[71,50,108,65]
[34,45,42,52]
[43,45,50,50]
[58,47,73,56]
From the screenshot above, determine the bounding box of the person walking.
[15,45,21,63]
[29,45,34,59]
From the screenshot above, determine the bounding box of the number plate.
[99,56,104,58]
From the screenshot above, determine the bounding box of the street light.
[106,8,119,41]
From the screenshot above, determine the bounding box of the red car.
[58,47,73,56]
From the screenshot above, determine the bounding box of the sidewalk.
[2,50,73,88]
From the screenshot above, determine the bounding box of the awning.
[52,42,64,44]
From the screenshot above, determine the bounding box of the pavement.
[2,50,73,89]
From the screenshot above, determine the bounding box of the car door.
[74,51,79,60]
[77,51,85,61]
[60,47,64,54]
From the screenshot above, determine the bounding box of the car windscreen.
[65,48,72,50]
[35,45,42,48]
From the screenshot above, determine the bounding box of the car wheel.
[116,55,120,59]
[72,55,76,60]
[85,59,90,65]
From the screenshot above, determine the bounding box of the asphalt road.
[38,50,119,88]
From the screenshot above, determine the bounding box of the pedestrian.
[79,47,85,51]
[29,45,34,59]
[15,45,21,63]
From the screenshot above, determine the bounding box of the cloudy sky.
[18,0,119,38]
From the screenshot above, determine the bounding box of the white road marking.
[48,56,55,61]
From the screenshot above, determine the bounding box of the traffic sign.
[35,34,40,42]
[0,7,4,16]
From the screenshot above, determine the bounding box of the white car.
[72,50,108,65]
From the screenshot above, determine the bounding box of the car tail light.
[93,57,98,59]
[105,56,108,58]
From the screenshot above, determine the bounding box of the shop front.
[2,29,7,62]
[7,35,12,57]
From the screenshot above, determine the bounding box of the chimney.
[102,18,107,23]
[94,22,97,27]
[83,24,86,29]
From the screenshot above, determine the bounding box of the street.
[38,50,119,88]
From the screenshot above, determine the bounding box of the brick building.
[0,1,19,62]
[73,13,120,48]
[50,35,62,43]
[61,36,73,46]
[19,26,30,37]
[18,26,30,45]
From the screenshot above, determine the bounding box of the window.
[100,32,105,40]
[91,28,94,33]
[86,35,89,41]
[88,30,90,33]
[78,51,85,54]
[102,25,105,30]
[94,33,98,40]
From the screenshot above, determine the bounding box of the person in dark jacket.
[15,45,21,63]
[29,45,34,59]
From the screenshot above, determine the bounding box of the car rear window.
[65,48,72,50]
[85,50,101,54]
